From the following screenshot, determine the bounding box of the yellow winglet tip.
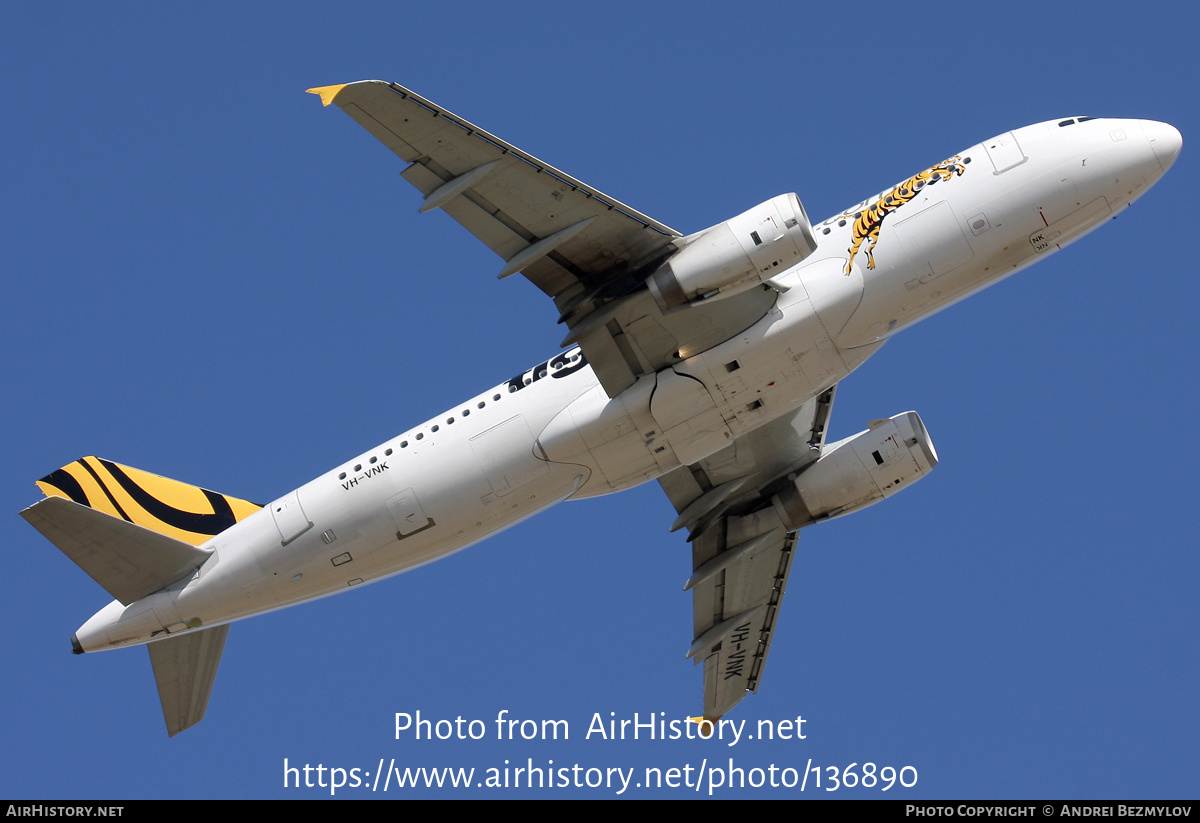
[306,84,347,107]
[688,716,719,737]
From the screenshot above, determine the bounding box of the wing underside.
[311,80,679,301]
[659,388,835,718]
[311,80,779,397]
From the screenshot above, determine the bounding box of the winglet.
[306,84,347,107]
[688,716,719,738]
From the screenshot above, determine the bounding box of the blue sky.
[3,2,1197,799]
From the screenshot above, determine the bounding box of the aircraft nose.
[1142,120,1182,173]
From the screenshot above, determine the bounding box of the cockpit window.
[1059,119,1076,127]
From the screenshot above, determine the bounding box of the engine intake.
[647,193,817,312]
[772,411,938,530]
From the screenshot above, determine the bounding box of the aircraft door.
[983,132,1027,174]
[270,491,313,545]
[388,489,434,538]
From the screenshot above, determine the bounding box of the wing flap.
[404,160,596,299]
[147,625,229,737]
[658,389,836,719]
[399,160,530,263]
[314,80,792,401]
[689,505,797,718]
[320,80,680,300]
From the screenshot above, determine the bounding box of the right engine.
[646,193,817,312]
[772,411,938,530]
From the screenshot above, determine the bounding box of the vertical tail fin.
[148,625,230,737]
[35,456,262,546]
[25,457,253,737]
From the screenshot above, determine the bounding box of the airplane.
[20,80,1181,737]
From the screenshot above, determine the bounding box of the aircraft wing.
[311,81,778,397]
[658,387,835,719]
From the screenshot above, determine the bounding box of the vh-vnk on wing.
[22,82,1180,735]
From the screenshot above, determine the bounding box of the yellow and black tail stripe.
[35,457,262,547]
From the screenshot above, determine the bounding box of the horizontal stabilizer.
[148,625,229,737]
[21,497,211,605]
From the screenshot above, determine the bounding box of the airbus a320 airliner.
[22,81,1181,736]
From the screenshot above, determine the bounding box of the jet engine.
[647,193,818,312]
[772,411,938,530]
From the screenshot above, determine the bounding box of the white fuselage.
[74,117,1179,652]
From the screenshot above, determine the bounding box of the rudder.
[35,456,261,546]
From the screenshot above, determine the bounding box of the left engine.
[646,193,817,312]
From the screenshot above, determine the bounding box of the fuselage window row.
[336,384,510,477]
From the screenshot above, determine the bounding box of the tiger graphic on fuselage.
[842,155,967,275]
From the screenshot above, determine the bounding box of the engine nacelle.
[772,411,938,530]
[647,193,817,312]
